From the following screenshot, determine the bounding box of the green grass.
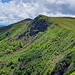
[0,15,75,75]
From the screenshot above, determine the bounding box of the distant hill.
[0,15,75,75]
[0,25,7,28]
[0,25,3,27]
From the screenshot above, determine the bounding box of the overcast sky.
[0,0,75,25]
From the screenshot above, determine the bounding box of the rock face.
[18,15,52,39]
[29,15,51,36]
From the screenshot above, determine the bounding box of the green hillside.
[0,15,75,75]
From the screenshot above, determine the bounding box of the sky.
[0,0,75,25]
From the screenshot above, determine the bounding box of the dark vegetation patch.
[51,54,72,75]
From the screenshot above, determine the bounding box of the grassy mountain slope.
[0,15,75,75]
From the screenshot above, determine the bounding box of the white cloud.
[0,1,32,24]
[0,0,75,25]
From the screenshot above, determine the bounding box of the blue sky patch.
[2,0,12,3]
